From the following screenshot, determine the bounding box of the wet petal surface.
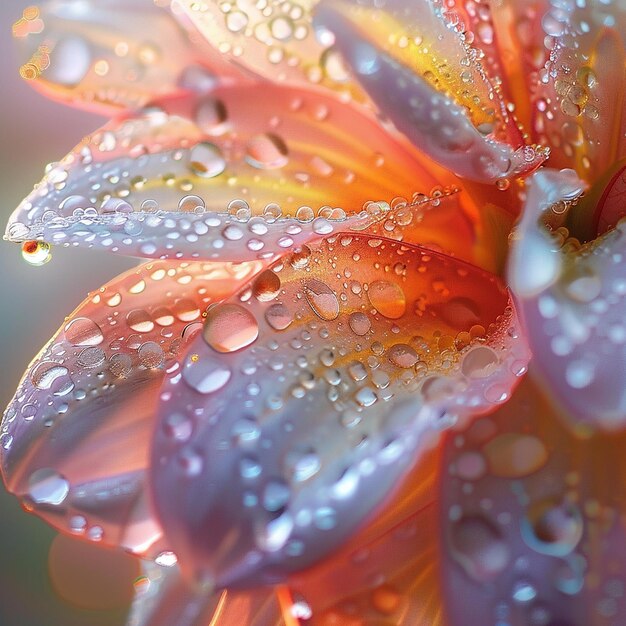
[170,0,367,105]
[286,443,442,625]
[6,85,441,262]
[315,1,548,184]
[0,258,263,555]
[151,232,528,588]
[12,0,238,114]
[509,168,626,431]
[494,0,626,182]
[440,375,626,626]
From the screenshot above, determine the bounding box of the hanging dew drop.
[22,240,52,266]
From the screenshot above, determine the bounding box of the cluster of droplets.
[441,377,626,626]
[7,83,441,261]
[511,0,615,172]
[0,259,261,558]
[149,230,528,589]
[183,0,363,102]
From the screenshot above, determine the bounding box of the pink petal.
[314,1,548,184]
[440,374,626,624]
[1,258,264,555]
[169,0,369,106]
[508,167,626,431]
[12,0,239,115]
[6,85,444,261]
[151,232,529,588]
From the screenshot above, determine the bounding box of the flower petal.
[151,232,528,588]
[6,85,444,261]
[170,0,367,105]
[508,167,626,431]
[12,0,239,114]
[287,444,442,625]
[496,1,626,181]
[314,1,548,183]
[127,563,283,626]
[440,374,626,625]
[0,258,264,555]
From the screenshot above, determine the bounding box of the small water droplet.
[22,240,52,266]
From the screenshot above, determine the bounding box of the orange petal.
[499,1,626,182]
[150,232,528,589]
[1,258,264,556]
[314,1,548,184]
[286,443,442,626]
[127,563,283,626]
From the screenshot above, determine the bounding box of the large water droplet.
[47,36,92,87]
[31,362,70,390]
[303,279,339,321]
[367,280,406,319]
[64,317,104,346]
[265,303,293,331]
[28,468,70,505]
[189,142,226,178]
[245,134,288,170]
[450,516,510,582]
[203,304,259,353]
[482,433,548,478]
[522,500,583,557]
[253,270,281,302]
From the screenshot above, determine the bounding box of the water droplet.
[77,347,106,369]
[22,240,52,266]
[64,317,104,346]
[189,142,226,178]
[154,551,178,567]
[263,480,291,512]
[303,279,339,321]
[31,362,70,390]
[285,449,321,482]
[461,346,499,379]
[126,309,155,333]
[138,342,164,369]
[450,516,510,582]
[483,433,548,478]
[195,98,228,135]
[367,281,406,319]
[245,134,288,169]
[290,246,311,269]
[387,343,419,368]
[203,304,258,353]
[28,468,69,505]
[265,303,293,331]
[109,353,132,378]
[522,500,583,557]
[253,270,281,302]
[47,36,92,87]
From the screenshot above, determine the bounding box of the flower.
[2,0,626,624]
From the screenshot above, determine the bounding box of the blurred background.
[0,3,138,624]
